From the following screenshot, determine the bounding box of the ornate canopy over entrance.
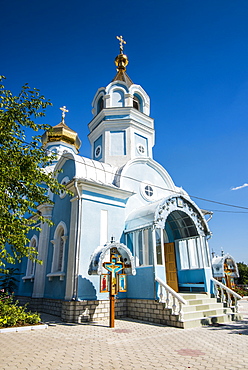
[125,194,211,237]
[154,195,211,236]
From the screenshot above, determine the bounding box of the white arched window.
[23,236,38,282]
[47,222,67,280]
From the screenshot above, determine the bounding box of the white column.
[125,93,133,107]
[32,204,54,298]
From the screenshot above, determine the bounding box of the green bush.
[233,286,248,297]
[0,293,41,328]
[237,262,248,285]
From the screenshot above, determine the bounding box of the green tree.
[0,76,66,269]
[0,268,22,293]
[237,262,248,285]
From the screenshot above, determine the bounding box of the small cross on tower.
[60,106,69,123]
[116,35,126,54]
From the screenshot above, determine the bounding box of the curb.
[0,324,48,333]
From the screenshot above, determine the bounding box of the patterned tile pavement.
[0,299,248,370]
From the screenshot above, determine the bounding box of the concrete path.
[1,299,248,370]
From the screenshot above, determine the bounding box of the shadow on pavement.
[40,312,110,328]
[206,319,248,335]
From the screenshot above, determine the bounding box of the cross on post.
[104,257,123,294]
[103,250,124,327]
[116,35,126,54]
[60,106,69,123]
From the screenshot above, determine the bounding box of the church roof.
[112,70,133,87]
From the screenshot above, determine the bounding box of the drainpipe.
[72,178,82,300]
[152,225,157,301]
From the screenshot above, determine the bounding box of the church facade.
[16,39,215,325]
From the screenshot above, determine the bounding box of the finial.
[116,35,126,54]
[60,106,69,123]
[115,35,128,72]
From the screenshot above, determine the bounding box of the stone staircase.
[178,293,243,329]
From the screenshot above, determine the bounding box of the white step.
[177,293,243,329]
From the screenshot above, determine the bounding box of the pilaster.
[65,195,80,300]
[32,204,54,298]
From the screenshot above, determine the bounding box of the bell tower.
[88,36,155,167]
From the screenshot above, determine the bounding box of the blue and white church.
[16,38,242,328]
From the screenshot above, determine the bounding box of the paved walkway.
[1,300,248,370]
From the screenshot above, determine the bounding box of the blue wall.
[127,266,155,299]
[44,190,72,299]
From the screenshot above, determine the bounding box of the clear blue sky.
[2,0,248,263]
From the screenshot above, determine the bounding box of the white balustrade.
[211,278,242,313]
[155,277,187,321]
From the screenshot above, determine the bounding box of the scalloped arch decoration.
[154,195,210,236]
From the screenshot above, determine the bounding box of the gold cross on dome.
[116,35,126,53]
[60,106,69,122]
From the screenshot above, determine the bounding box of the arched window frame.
[133,94,143,112]
[23,235,38,282]
[129,85,150,115]
[97,96,104,114]
[47,222,68,281]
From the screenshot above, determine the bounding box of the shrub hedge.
[0,293,41,328]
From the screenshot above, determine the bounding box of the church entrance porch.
[125,195,213,297]
[164,209,212,294]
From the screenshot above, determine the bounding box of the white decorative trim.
[88,242,136,276]
[22,274,34,282]
[60,176,70,199]
[136,143,145,155]
[117,157,176,191]
[94,145,102,158]
[140,181,156,201]
[50,222,68,275]
[154,194,211,236]
[25,235,38,279]
[82,191,127,207]
[46,272,65,281]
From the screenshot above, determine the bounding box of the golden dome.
[42,121,81,151]
[42,106,81,151]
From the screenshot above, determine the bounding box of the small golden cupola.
[42,106,81,153]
